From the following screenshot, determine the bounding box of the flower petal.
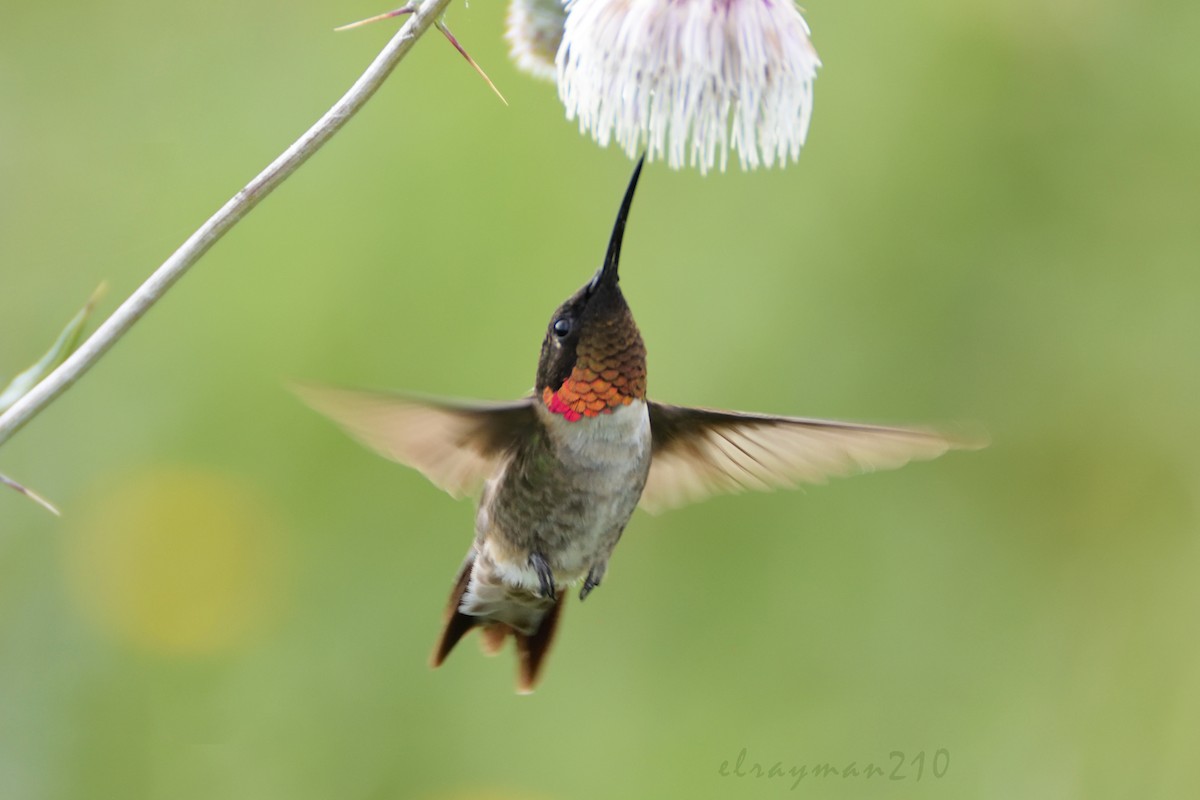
[557,0,821,173]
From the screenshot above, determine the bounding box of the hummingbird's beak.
[593,155,646,292]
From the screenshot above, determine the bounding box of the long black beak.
[594,155,645,291]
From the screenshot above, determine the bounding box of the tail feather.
[480,624,508,656]
[431,556,476,667]
[431,550,565,692]
[515,598,564,694]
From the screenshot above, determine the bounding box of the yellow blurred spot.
[65,467,287,656]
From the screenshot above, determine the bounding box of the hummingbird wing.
[294,385,539,498]
[641,402,983,513]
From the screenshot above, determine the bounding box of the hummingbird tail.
[513,598,564,694]
[431,557,478,667]
[431,551,565,694]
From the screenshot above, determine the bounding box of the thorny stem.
[337,6,505,104]
[0,0,454,450]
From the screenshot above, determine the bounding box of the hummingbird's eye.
[553,318,572,338]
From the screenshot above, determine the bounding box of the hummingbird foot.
[528,552,557,602]
[579,564,605,601]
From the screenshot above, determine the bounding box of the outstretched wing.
[295,385,539,498]
[641,402,983,513]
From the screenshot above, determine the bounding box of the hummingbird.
[298,157,980,693]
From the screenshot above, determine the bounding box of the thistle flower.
[505,0,569,81]
[554,0,821,174]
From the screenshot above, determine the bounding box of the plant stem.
[0,0,454,449]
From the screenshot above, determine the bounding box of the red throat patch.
[544,387,585,422]
[542,321,647,421]
[543,377,635,422]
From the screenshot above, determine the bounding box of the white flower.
[505,0,569,82]
[556,0,821,174]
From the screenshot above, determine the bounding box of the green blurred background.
[2,1,1198,798]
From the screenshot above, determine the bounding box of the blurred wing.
[295,384,538,498]
[641,401,983,513]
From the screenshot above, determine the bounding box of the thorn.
[436,20,508,106]
[334,4,416,32]
[0,472,61,516]
[528,552,556,602]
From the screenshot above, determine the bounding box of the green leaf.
[0,283,105,414]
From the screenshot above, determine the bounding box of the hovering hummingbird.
[298,158,979,693]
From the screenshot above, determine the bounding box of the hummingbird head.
[536,158,647,422]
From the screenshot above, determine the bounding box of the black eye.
[553,318,572,338]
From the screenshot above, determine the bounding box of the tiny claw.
[579,565,603,601]
[528,552,556,602]
[436,20,508,106]
[334,4,415,32]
